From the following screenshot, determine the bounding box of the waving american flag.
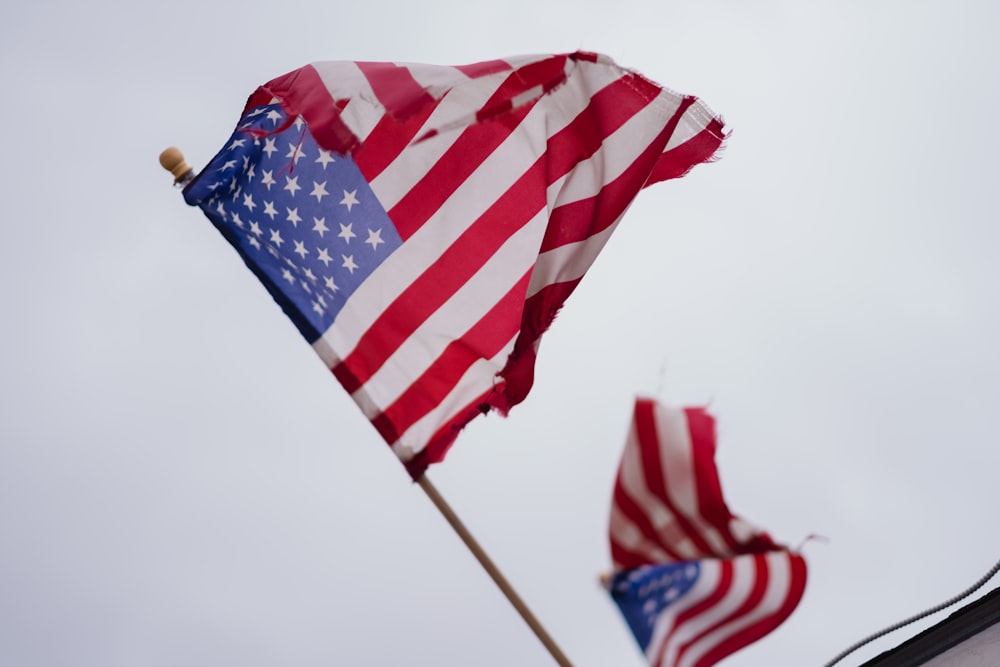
[607,399,807,667]
[182,53,725,478]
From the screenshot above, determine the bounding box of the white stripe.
[312,60,373,105]
[678,552,794,667]
[662,97,720,152]
[526,219,621,298]
[337,97,383,146]
[390,334,518,459]
[351,209,548,417]
[311,335,341,369]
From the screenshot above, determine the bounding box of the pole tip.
[159,146,193,185]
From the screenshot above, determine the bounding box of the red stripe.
[697,554,807,667]
[543,74,659,183]
[570,50,600,64]
[355,61,436,120]
[679,554,770,667]
[332,159,547,394]
[634,399,718,557]
[370,269,531,443]
[686,407,782,557]
[501,278,577,407]
[353,98,443,182]
[261,65,360,153]
[540,97,695,253]
[645,116,726,186]
[655,560,734,667]
[454,59,514,78]
[403,380,507,479]
[686,407,745,556]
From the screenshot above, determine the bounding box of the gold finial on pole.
[159,146,194,185]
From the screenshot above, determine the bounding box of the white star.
[340,189,360,211]
[261,169,276,189]
[263,201,278,220]
[312,301,324,315]
[266,109,283,125]
[310,181,329,203]
[216,201,227,218]
[228,138,246,150]
[245,163,255,180]
[248,235,261,250]
[249,221,263,237]
[219,159,237,172]
[342,255,358,274]
[312,217,329,236]
[231,212,244,228]
[294,116,305,130]
[281,268,295,283]
[242,193,256,211]
[262,137,278,157]
[324,276,339,292]
[365,228,384,250]
[338,222,356,243]
[284,175,301,196]
[270,229,284,247]
[286,142,306,164]
[293,240,309,259]
[315,150,335,169]
[316,248,333,266]
[304,268,317,282]
[286,208,302,227]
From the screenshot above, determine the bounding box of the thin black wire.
[823,556,1000,667]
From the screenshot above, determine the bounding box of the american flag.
[183,52,726,478]
[607,398,807,667]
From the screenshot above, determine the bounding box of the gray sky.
[3,1,1000,665]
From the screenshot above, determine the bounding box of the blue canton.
[184,103,402,342]
[609,562,701,650]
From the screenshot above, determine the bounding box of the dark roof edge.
[860,586,1000,666]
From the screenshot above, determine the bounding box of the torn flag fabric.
[607,398,807,667]
[182,52,725,478]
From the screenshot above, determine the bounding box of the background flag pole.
[416,474,574,667]
[160,147,574,667]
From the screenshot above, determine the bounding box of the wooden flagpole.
[416,474,574,667]
[160,147,573,667]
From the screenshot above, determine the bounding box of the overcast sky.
[3,1,1000,666]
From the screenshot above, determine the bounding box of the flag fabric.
[182,52,726,478]
[607,398,807,667]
